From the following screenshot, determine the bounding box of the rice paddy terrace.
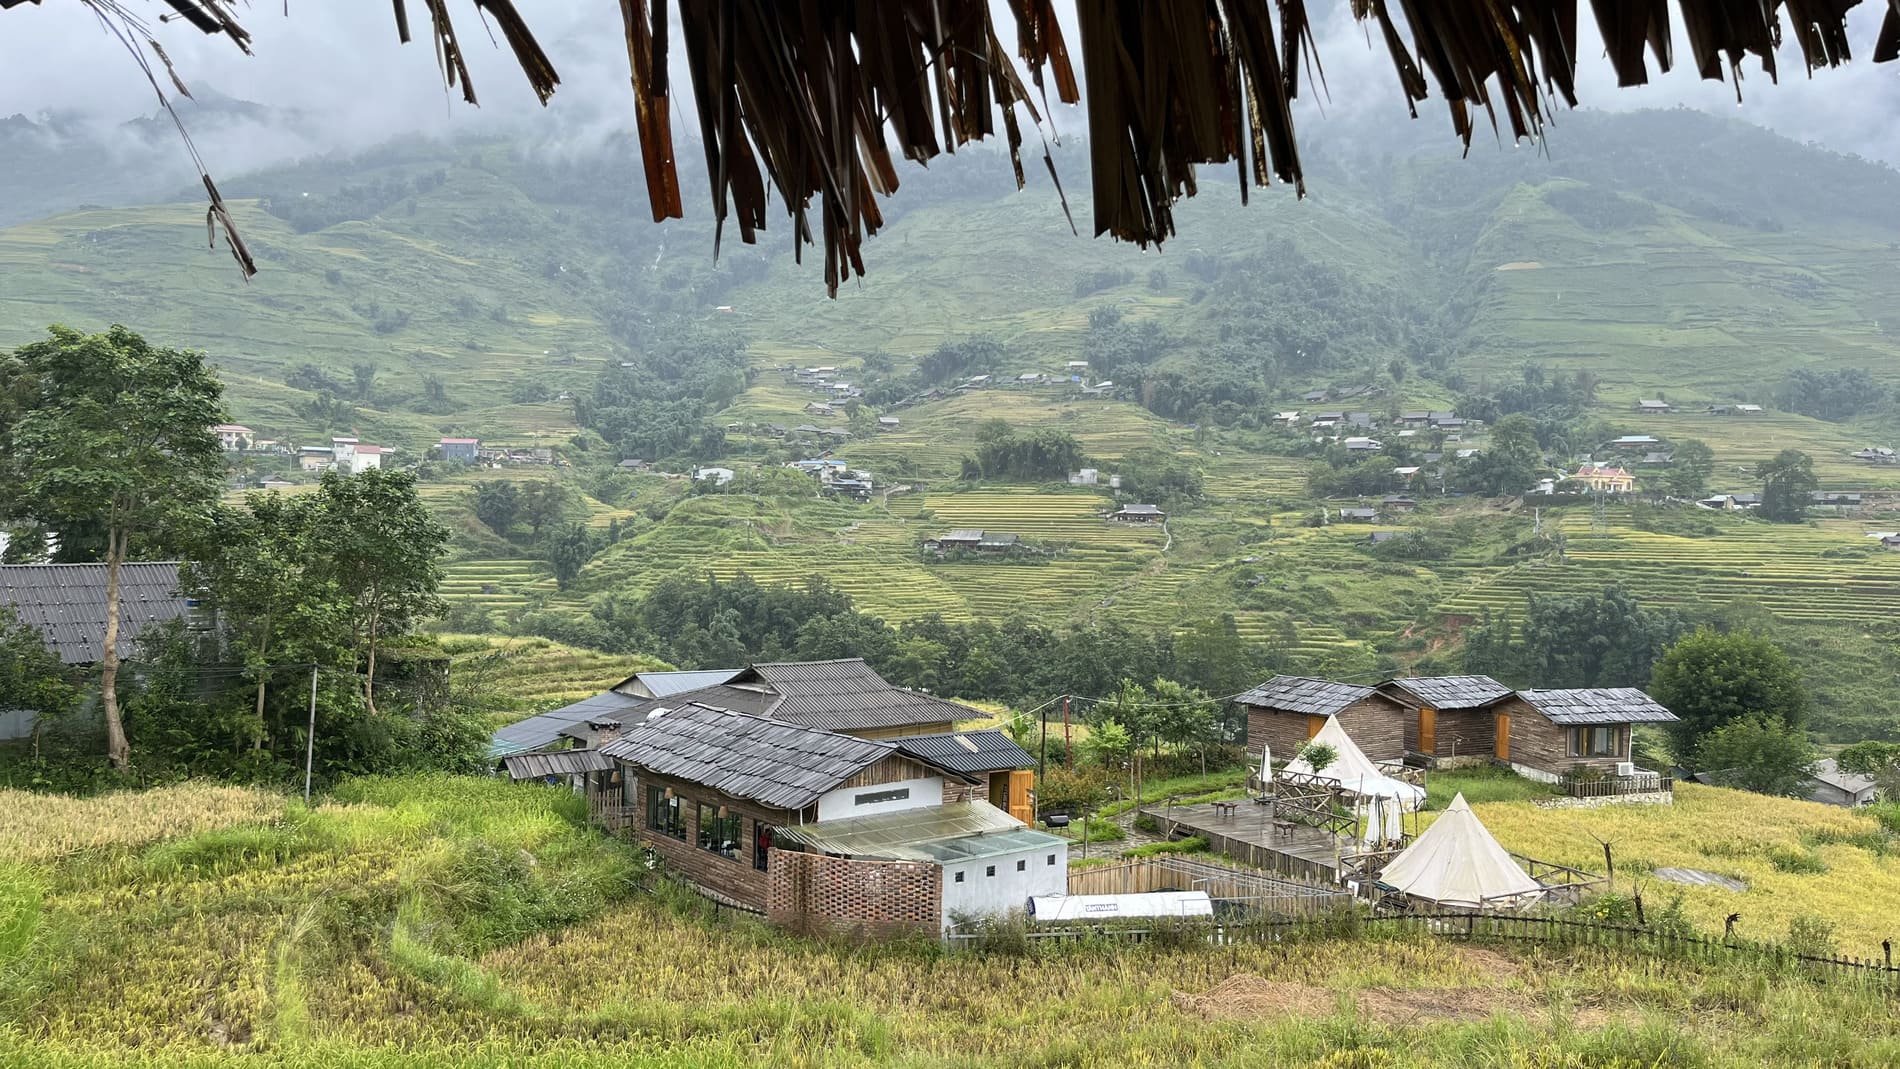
[1437,506,1900,625]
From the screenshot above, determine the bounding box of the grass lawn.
[1425,765,1561,810]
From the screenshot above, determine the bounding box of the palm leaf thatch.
[12,0,1897,295]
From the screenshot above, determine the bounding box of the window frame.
[753,821,776,871]
[646,783,686,840]
[696,801,742,860]
[1570,726,1621,758]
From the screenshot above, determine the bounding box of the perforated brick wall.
[766,850,942,937]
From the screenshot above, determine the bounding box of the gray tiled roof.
[1518,688,1679,725]
[889,730,1036,774]
[0,563,188,664]
[500,749,616,780]
[611,668,742,697]
[600,703,898,811]
[490,691,648,757]
[1382,676,1513,710]
[1237,676,1378,716]
[729,659,981,732]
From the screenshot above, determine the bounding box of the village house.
[1639,451,1674,466]
[1109,503,1165,523]
[1273,411,1301,428]
[0,562,190,741]
[1067,468,1099,486]
[297,446,334,472]
[1608,435,1662,449]
[616,458,650,472]
[693,466,736,487]
[804,401,837,417]
[1507,688,1678,784]
[1302,389,1329,403]
[586,704,1062,931]
[1238,676,1409,764]
[1376,675,1518,766]
[1803,759,1879,807]
[1733,403,1763,414]
[1381,494,1417,512]
[1392,465,1421,482]
[1851,447,1897,464]
[1342,436,1383,453]
[877,416,900,430]
[923,530,1019,554]
[438,437,480,462]
[1337,507,1378,522]
[1565,463,1635,494]
[331,438,390,474]
[1365,530,1403,546]
[211,423,253,451]
[1635,399,1673,414]
[1809,490,1863,511]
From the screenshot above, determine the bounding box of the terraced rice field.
[1200,454,1311,500]
[1437,508,1900,624]
[839,390,1177,481]
[440,559,558,621]
[439,634,657,713]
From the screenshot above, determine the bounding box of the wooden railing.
[1560,773,1673,798]
[1067,855,1351,919]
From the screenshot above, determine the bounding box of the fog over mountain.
[0,1,1895,224]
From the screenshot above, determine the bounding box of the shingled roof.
[1518,688,1679,726]
[500,749,615,781]
[490,690,648,758]
[726,659,982,732]
[1236,676,1381,717]
[0,563,189,664]
[599,703,902,811]
[889,730,1036,775]
[1382,676,1514,711]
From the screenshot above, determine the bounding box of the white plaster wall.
[939,841,1069,930]
[815,776,944,821]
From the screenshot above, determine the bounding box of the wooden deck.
[1143,800,1357,885]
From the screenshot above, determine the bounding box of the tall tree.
[1464,414,1542,496]
[310,469,448,714]
[1651,627,1807,757]
[0,615,81,757]
[1693,715,1818,797]
[1665,439,1716,499]
[0,326,224,769]
[1757,449,1817,524]
[186,494,347,750]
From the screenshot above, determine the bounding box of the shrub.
[1786,912,1837,958]
[1121,836,1208,859]
[1766,846,1827,875]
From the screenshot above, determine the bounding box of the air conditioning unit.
[1615,762,1635,778]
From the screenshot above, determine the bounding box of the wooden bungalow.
[1508,688,1679,784]
[1237,676,1409,764]
[1376,675,1518,766]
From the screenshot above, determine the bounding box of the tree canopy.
[1651,628,1807,757]
[1756,450,1817,524]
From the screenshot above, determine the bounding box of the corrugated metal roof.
[729,659,982,732]
[771,800,1061,862]
[889,730,1036,774]
[1382,676,1513,710]
[1518,688,1679,725]
[489,691,647,757]
[0,563,188,664]
[501,749,615,780]
[1237,675,1379,716]
[612,668,743,698]
[600,703,899,811]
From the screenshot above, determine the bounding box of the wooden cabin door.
[1418,707,1437,754]
[1306,715,1326,739]
[1494,713,1512,761]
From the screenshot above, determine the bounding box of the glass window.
[954,870,965,884]
[646,783,685,840]
[985,865,996,878]
[1016,859,1026,872]
[854,787,910,806]
[1572,727,1619,758]
[620,771,637,808]
[697,802,741,859]
[753,822,776,871]
[1046,854,1056,866]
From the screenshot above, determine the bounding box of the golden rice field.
[438,633,661,714]
[0,783,283,863]
[1472,784,1900,955]
[2,775,1897,1067]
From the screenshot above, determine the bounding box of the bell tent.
[1377,793,1544,909]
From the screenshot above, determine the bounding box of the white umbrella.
[1259,745,1272,791]
[1383,795,1405,847]
[1362,797,1381,848]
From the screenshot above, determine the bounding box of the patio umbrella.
[1259,744,1272,792]
[1362,796,1382,848]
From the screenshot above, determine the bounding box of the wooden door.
[1494,713,1511,761]
[1418,707,1437,754]
[1306,715,1326,739]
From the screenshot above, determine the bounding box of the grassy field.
[4,775,1898,1067]
[437,633,661,717]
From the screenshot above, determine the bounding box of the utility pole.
[1038,701,1048,781]
[1061,695,1072,769]
[303,665,318,805]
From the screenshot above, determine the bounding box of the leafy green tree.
[1756,449,1817,524]
[1464,414,1542,496]
[1515,585,1686,688]
[1665,439,1715,498]
[1837,741,1900,800]
[1651,627,1807,757]
[518,479,582,542]
[309,469,448,714]
[543,523,602,590]
[1149,678,1219,773]
[1296,741,1339,775]
[473,480,523,539]
[0,326,225,770]
[0,616,81,752]
[186,494,348,749]
[1693,714,1818,796]
[1174,614,1269,698]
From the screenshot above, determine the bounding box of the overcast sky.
[1,2,1894,165]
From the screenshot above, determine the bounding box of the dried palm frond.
[10,0,1894,294]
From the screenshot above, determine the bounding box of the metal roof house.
[587,703,1062,933]
[0,562,190,666]
[1803,759,1879,808]
[612,668,743,699]
[1110,504,1166,523]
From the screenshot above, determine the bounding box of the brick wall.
[624,771,786,911]
[766,850,943,937]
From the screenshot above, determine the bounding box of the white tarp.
[1280,716,1427,810]
[1027,891,1214,922]
[1378,793,1545,908]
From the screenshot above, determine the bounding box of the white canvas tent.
[1280,717,1426,810]
[1378,793,1545,908]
